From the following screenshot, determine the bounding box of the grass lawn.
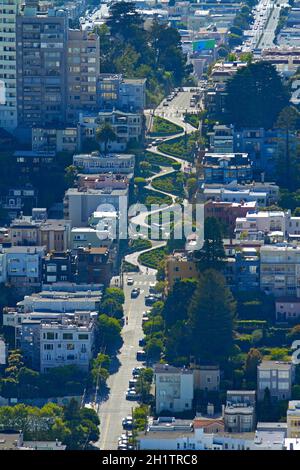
[151,116,183,136]
[158,132,199,162]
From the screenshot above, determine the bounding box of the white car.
[127,277,134,286]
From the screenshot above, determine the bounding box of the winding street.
[97,99,199,450]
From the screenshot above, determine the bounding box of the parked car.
[122,416,133,430]
[118,443,128,450]
[132,366,143,376]
[131,288,140,298]
[136,350,146,361]
[145,295,156,306]
[127,277,134,286]
[129,378,138,389]
[126,389,140,400]
[139,338,146,347]
[142,316,149,324]
[163,102,168,106]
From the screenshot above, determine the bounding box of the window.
[67,343,74,350]
[63,333,73,340]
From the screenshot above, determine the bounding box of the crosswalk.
[131,281,150,286]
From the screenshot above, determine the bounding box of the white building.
[260,244,300,297]
[154,364,194,414]
[63,186,128,227]
[40,315,95,372]
[235,210,300,240]
[73,151,135,175]
[202,187,268,206]
[137,417,286,450]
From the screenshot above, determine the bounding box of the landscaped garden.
[138,246,167,269]
[157,132,201,162]
[150,116,183,136]
[151,171,186,198]
[144,151,176,167]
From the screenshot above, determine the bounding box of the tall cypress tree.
[187,269,236,364]
[194,217,226,272]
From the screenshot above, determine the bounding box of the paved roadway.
[97,272,156,450]
[256,0,287,48]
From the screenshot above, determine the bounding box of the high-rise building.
[67,28,100,124]
[16,2,68,128]
[0,0,21,132]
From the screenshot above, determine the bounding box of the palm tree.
[95,123,117,155]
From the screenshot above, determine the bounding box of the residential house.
[154,363,194,414]
[202,153,252,185]
[257,361,295,401]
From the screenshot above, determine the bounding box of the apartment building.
[202,187,268,207]
[275,298,300,322]
[73,151,135,176]
[66,29,100,124]
[204,200,257,237]
[15,284,103,313]
[0,0,21,131]
[74,246,113,286]
[203,152,252,184]
[257,361,294,401]
[209,124,234,153]
[260,245,300,298]
[224,391,256,433]
[201,181,279,205]
[63,186,128,227]
[78,110,143,152]
[154,363,194,414]
[42,250,74,284]
[97,73,146,111]
[2,245,45,288]
[16,5,69,129]
[165,251,199,291]
[32,126,79,153]
[40,314,95,372]
[235,210,300,241]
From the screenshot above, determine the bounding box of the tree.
[224,62,289,129]
[163,278,198,327]
[106,1,144,42]
[95,124,117,155]
[97,314,122,349]
[276,106,300,190]
[245,348,262,381]
[188,269,236,364]
[91,353,110,385]
[194,217,226,271]
[104,287,125,305]
[64,165,77,186]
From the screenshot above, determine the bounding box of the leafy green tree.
[163,278,198,327]
[194,217,226,271]
[244,348,262,381]
[188,269,236,364]
[104,287,125,305]
[97,314,122,349]
[224,62,289,129]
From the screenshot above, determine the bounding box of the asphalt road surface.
[97,272,156,450]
